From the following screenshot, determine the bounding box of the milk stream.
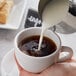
[38,0,69,51]
[38,23,47,50]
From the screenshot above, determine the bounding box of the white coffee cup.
[14,27,73,73]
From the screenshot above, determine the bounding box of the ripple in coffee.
[19,35,57,57]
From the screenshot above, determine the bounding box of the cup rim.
[14,27,61,59]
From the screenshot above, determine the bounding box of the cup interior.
[15,27,61,57]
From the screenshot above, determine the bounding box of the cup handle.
[58,46,73,62]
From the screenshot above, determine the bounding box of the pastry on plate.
[0,0,13,24]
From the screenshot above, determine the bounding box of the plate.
[1,49,19,76]
[0,0,27,30]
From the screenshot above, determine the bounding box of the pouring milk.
[38,0,69,51]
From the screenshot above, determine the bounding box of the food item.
[0,0,13,24]
[0,0,6,8]
[19,35,57,57]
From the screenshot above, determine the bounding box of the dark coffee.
[19,35,57,57]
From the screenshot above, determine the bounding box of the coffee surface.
[19,35,57,57]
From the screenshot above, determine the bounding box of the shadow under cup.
[14,27,61,73]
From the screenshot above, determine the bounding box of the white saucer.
[1,49,19,76]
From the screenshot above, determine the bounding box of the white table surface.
[0,0,76,75]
